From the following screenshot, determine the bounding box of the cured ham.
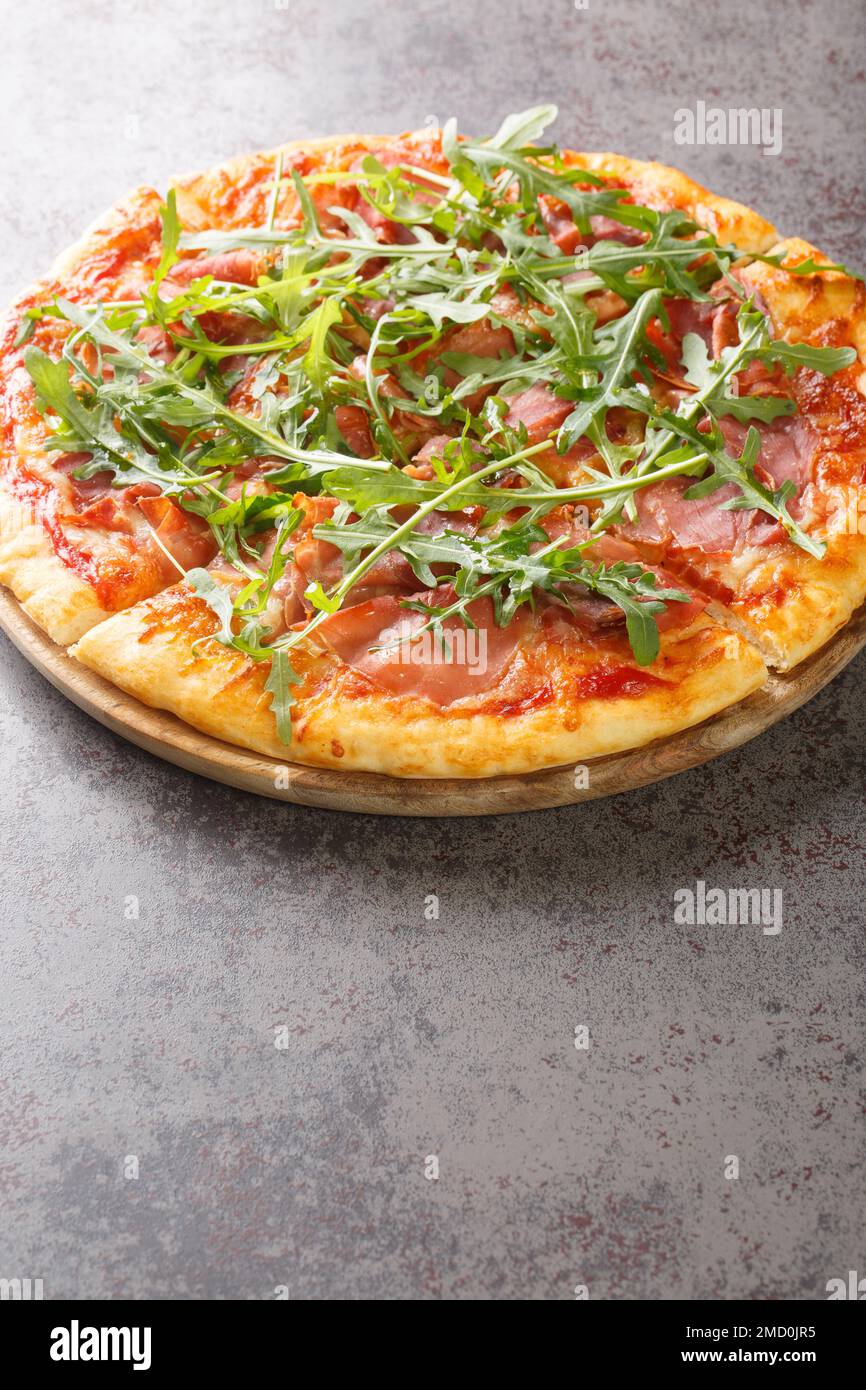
[619,409,817,558]
[135,323,176,363]
[348,353,439,449]
[646,296,739,386]
[353,195,418,247]
[344,144,443,245]
[168,250,261,287]
[335,403,375,457]
[661,297,738,358]
[319,587,528,704]
[715,415,815,497]
[587,214,646,247]
[504,383,573,443]
[538,195,646,253]
[136,494,216,575]
[65,494,132,534]
[541,515,708,631]
[439,316,515,362]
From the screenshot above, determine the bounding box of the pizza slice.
[72,492,766,777]
[579,242,866,669]
[0,186,220,642]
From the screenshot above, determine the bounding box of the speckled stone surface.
[1,0,864,1301]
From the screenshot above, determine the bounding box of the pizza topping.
[17,105,859,741]
[504,384,574,444]
[136,495,217,577]
[334,403,375,457]
[167,249,263,287]
[621,475,782,554]
[538,196,648,255]
[574,664,669,699]
[619,413,819,556]
[647,296,738,385]
[318,587,528,704]
[66,493,133,534]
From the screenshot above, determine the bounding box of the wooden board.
[1,586,864,816]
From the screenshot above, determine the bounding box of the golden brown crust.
[72,578,767,778]
[0,484,112,643]
[566,152,780,252]
[47,185,166,293]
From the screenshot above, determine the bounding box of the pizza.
[1,105,864,779]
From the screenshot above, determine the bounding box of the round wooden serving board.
[1,586,864,816]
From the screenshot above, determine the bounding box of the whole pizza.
[1,106,864,778]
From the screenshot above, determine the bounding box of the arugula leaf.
[187,568,236,643]
[483,105,560,152]
[405,293,492,327]
[304,579,342,614]
[13,314,37,348]
[263,648,301,743]
[145,190,182,316]
[756,340,856,376]
[681,333,795,423]
[556,289,662,449]
[583,211,724,302]
[301,297,344,393]
[589,564,689,665]
[753,251,861,280]
[663,413,825,559]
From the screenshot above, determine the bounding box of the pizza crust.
[0,484,112,643]
[171,130,447,231]
[47,185,166,293]
[71,581,767,778]
[566,152,780,252]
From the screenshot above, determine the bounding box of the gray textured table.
[1,0,864,1301]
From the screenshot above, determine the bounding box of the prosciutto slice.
[348,353,441,449]
[621,413,817,555]
[538,196,646,254]
[345,145,442,245]
[542,518,708,631]
[504,384,573,443]
[136,494,216,575]
[319,587,527,704]
[646,296,740,389]
[353,196,418,246]
[335,403,375,457]
[167,250,261,287]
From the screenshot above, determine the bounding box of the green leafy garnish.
[20,105,862,742]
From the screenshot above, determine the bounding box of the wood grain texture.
[1,586,864,816]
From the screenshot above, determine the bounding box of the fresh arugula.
[21,104,862,740]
